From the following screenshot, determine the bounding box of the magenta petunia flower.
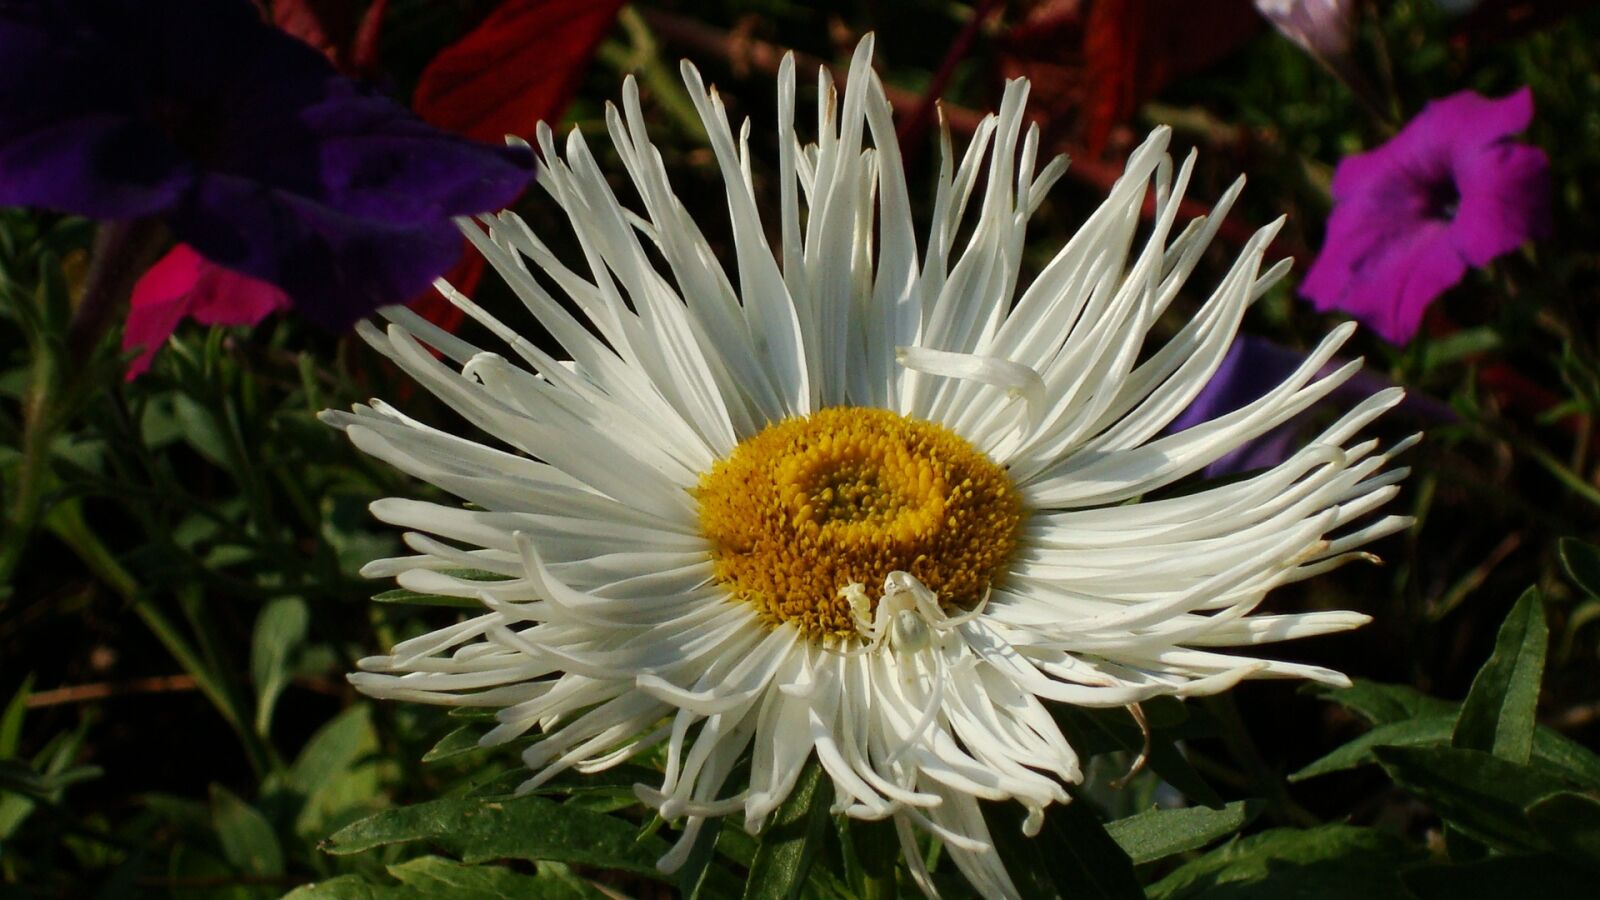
[0,0,532,332]
[122,244,290,379]
[1300,87,1551,344]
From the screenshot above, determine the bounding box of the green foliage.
[324,792,674,878]
[1148,825,1424,900]
[1559,537,1600,601]
[1104,800,1262,865]
[985,799,1144,900]
[741,759,836,900]
[286,856,605,899]
[1453,588,1547,763]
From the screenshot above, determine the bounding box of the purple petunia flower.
[1169,336,1314,477]
[1300,87,1551,344]
[0,0,533,331]
[1170,334,1452,476]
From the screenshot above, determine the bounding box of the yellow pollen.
[696,407,1023,640]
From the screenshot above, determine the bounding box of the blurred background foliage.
[2,0,1599,896]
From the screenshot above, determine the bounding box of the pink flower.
[122,245,290,379]
[1301,87,1551,344]
[1255,0,1356,62]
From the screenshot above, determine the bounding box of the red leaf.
[272,0,390,76]
[1000,0,1259,157]
[412,0,624,144]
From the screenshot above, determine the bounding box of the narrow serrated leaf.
[1054,707,1222,807]
[251,596,309,735]
[370,588,483,609]
[1453,588,1546,763]
[742,757,832,900]
[422,725,486,763]
[211,784,285,876]
[1304,679,1455,726]
[1105,800,1260,864]
[1373,745,1566,852]
[289,705,375,796]
[0,675,31,759]
[1292,715,1455,781]
[676,813,723,899]
[324,793,671,879]
[1525,791,1600,866]
[987,799,1144,899]
[1148,825,1421,900]
[286,855,602,899]
[1559,537,1600,600]
[1530,727,1600,792]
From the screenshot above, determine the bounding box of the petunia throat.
[696,407,1022,640]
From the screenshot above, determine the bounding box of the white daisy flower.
[325,37,1412,899]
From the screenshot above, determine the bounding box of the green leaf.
[423,725,488,763]
[372,569,511,607]
[675,813,725,899]
[324,793,673,879]
[0,674,31,758]
[986,799,1144,900]
[1530,727,1600,793]
[1453,588,1546,764]
[1292,715,1455,781]
[283,874,395,900]
[1105,800,1260,864]
[840,817,895,898]
[211,784,285,876]
[1305,679,1455,726]
[288,705,382,839]
[1559,537,1600,601]
[742,757,833,900]
[1525,791,1600,866]
[1403,854,1595,899]
[172,393,233,468]
[251,596,309,735]
[1418,326,1502,371]
[286,856,604,899]
[387,856,601,899]
[371,587,482,609]
[289,705,377,796]
[1148,825,1422,900]
[1053,707,1223,808]
[1372,745,1567,852]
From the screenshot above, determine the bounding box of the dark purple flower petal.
[1168,335,1447,476]
[1168,336,1308,477]
[298,87,536,223]
[0,114,191,217]
[170,174,465,331]
[1300,87,1549,345]
[1169,336,1306,432]
[0,0,533,332]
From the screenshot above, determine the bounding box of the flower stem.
[66,218,169,360]
[0,219,167,592]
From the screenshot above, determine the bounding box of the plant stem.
[1,219,166,589]
[66,218,168,360]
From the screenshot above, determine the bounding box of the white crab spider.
[842,573,991,656]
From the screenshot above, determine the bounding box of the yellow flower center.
[696,407,1022,640]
